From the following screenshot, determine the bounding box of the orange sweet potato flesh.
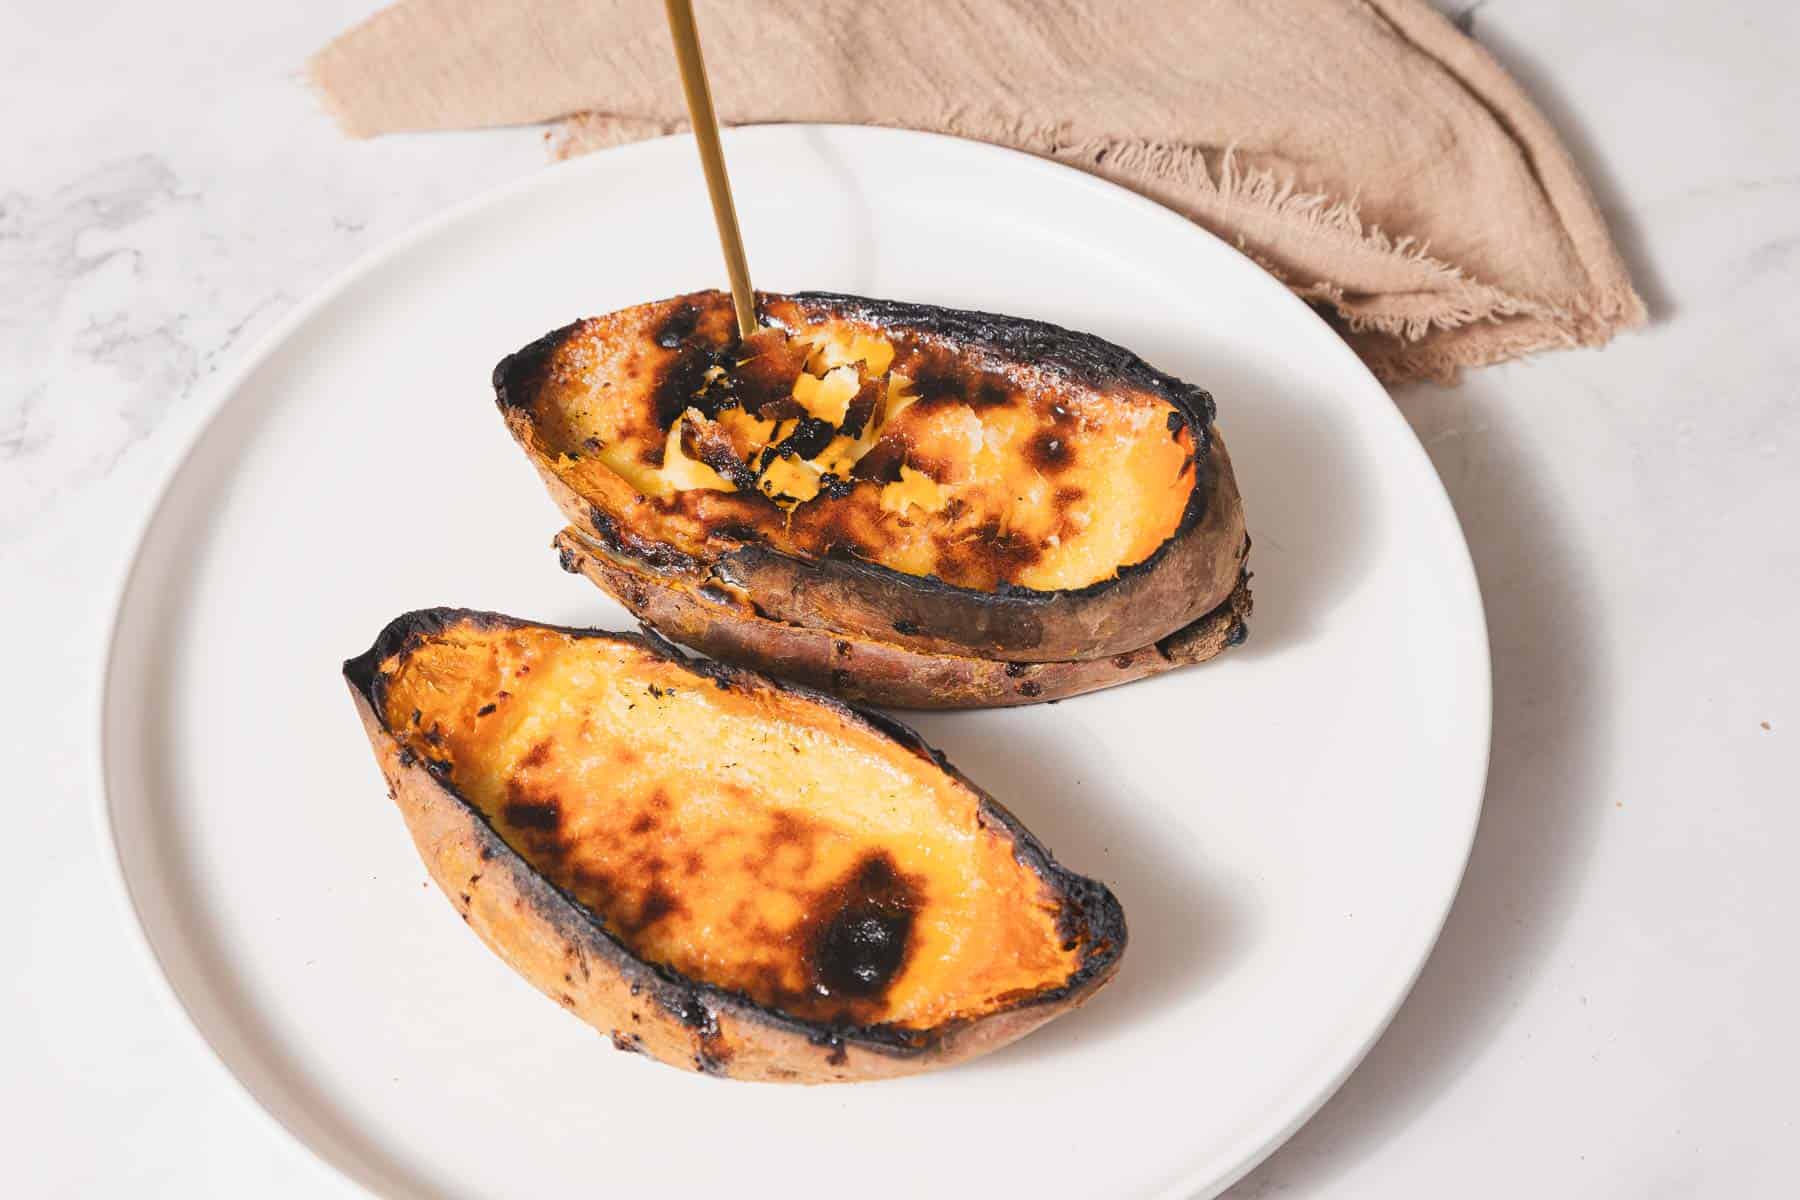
[510,293,1193,593]
[495,290,1248,663]
[346,611,1125,1079]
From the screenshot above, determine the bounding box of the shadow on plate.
[910,714,1253,1073]
[1225,379,1614,1195]
[1204,352,1374,660]
[1117,332,1379,663]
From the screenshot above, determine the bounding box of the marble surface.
[3,1,1795,1195]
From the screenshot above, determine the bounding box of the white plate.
[100,126,1488,1199]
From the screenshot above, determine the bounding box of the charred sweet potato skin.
[343,610,1126,1082]
[495,290,1248,661]
[555,528,1253,709]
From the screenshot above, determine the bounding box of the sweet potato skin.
[495,290,1249,661]
[343,611,1125,1082]
[555,529,1252,709]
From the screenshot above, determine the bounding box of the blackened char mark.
[730,326,811,418]
[651,344,724,430]
[585,506,705,575]
[809,853,919,1002]
[683,414,761,489]
[809,1029,850,1067]
[1025,430,1073,472]
[902,357,965,407]
[653,302,700,349]
[503,795,561,833]
[849,437,907,483]
[657,989,719,1038]
[772,415,836,461]
[839,378,881,438]
[935,519,1043,585]
[491,320,582,412]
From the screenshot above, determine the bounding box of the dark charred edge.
[343,608,587,717]
[343,607,500,709]
[498,291,1220,605]
[975,792,1128,969]
[781,290,1215,436]
[347,609,1122,1057]
[584,507,708,578]
[632,622,692,661]
[492,320,585,412]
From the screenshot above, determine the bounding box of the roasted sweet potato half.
[494,290,1249,665]
[554,527,1253,709]
[343,610,1126,1082]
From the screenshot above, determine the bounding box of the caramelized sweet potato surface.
[371,618,1087,1030]
[502,290,1197,594]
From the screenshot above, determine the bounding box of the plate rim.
[93,122,1491,1200]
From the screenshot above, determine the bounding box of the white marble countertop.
[4,1,1795,1195]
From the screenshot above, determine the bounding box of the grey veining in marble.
[5,158,205,521]
[0,2,546,537]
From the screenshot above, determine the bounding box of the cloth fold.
[309,0,1644,382]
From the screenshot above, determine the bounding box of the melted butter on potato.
[790,364,860,425]
[880,466,948,517]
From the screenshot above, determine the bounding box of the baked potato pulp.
[367,616,1108,1032]
[500,290,1198,594]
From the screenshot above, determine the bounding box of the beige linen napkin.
[310,0,1644,383]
